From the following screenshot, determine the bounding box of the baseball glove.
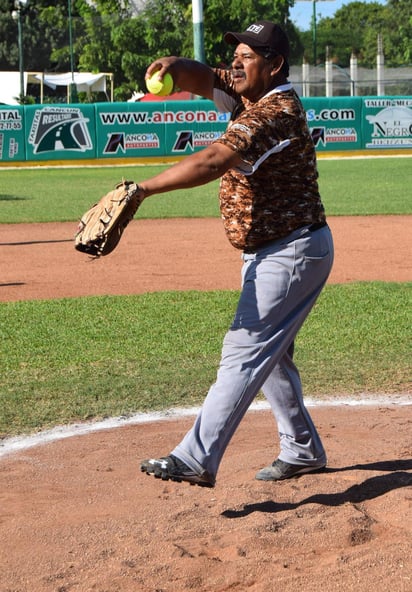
[74,180,144,257]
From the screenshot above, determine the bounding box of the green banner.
[95,101,165,158]
[361,96,412,149]
[1,97,411,164]
[24,104,96,161]
[302,97,362,151]
[0,106,26,162]
[95,100,229,158]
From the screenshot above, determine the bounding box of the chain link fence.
[290,65,412,97]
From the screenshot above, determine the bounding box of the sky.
[289,0,387,30]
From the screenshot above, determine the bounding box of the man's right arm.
[145,57,215,100]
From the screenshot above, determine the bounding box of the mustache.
[231,70,246,80]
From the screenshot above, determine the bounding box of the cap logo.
[246,24,264,35]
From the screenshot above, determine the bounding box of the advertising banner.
[0,106,26,162]
[24,104,96,161]
[1,97,411,164]
[302,97,362,151]
[95,101,165,158]
[361,96,412,149]
[95,100,230,159]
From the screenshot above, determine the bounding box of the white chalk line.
[1,395,410,459]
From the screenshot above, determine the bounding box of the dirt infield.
[0,216,411,592]
[1,215,411,301]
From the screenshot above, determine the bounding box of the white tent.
[0,72,27,105]
[0,71,113,104]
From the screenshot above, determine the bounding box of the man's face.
[230,43,282,102]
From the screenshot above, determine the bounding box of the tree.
[77,0,126,82]
[0,0,19,70]
[382,0,412,65]
[0,0,88,73]
[202,0,303,67]
[300,0,412,67]
[109,0,190,98]
[79,0,304,100]
[304,1,386,66]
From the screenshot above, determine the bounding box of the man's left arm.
[138,143,243,199]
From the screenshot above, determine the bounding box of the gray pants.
[172,223,334,479]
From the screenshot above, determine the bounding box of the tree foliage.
[382,0,412,65]
[201,0,301,67]
[0,0,82,72]
[111,0,190,98]
[301,0,412,67]
[0,0,410,102]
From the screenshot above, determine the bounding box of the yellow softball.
[145,72,174,96]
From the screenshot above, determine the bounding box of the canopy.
[36,72,107,93]
[0,71,113,104]
[0,72,27,105]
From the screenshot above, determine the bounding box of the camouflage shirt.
[212,68,326,251]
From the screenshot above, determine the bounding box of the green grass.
[0,165,220,223]
[0,157,411,223]
[318,158,412,215]
[1,283,410,438]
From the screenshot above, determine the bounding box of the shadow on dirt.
[222,459,412,518]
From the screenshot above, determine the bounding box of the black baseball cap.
[224,21,290,61]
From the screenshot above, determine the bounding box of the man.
[138,21,334,487]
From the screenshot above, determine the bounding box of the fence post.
[302,60,310,97]
[350,53,358,96]
[377,34,385,96]
[325,46,333,97]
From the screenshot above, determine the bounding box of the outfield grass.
[0,157,411,223]
[0,283,410,438]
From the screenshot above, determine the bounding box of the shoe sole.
[256,464,326,481]
[141,466,215,488]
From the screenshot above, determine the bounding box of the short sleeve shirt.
[212,68,326,251]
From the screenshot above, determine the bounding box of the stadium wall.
[0,96,411,165]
